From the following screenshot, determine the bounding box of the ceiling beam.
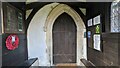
[26,2,87,10]
[60,2,87,8]
[26,2,52,10]
[71,6,86,24]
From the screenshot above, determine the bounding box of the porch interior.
[0,1,120,68]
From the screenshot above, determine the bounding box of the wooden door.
[53,13,77,64]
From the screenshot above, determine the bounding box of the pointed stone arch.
[44,4,86,65]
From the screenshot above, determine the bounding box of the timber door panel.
[53,13,76,64]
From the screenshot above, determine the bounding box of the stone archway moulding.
[44,4,86,66]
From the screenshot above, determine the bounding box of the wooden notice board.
[2,3,24,33]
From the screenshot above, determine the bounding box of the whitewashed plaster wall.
[79,8,86,15]
[26,9,33,19]
[27,3,87,66]
[27,3,59,66]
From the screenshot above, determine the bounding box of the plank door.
[53,13,77,64]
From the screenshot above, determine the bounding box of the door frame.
[44,4,86,66]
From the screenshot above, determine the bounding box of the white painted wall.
[27,3,87,66]
[26,9,33,19]
[27,3,59,66]
[79,8,86,15]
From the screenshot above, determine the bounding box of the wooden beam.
[26,2,52,10]
[26,6,41,30]
[60,2,87,8]
[71,5,86,25]
[26,2,87,10]
[80,59,96,68]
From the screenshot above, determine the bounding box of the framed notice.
[95,25,100,34]
[87,19,92,27]
[88,31,91,38]
[3,3,24,33]
[93,34,101,51]
[93,15,100,25]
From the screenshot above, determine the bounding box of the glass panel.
[111,15,119,32]
[111,1,120,32]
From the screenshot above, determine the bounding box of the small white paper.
[19,29,23,31]
[93,34,101,51]
[88,31,91,38]
[87,19,92,27]
[93,15,100,25]
[12,36,15,42]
